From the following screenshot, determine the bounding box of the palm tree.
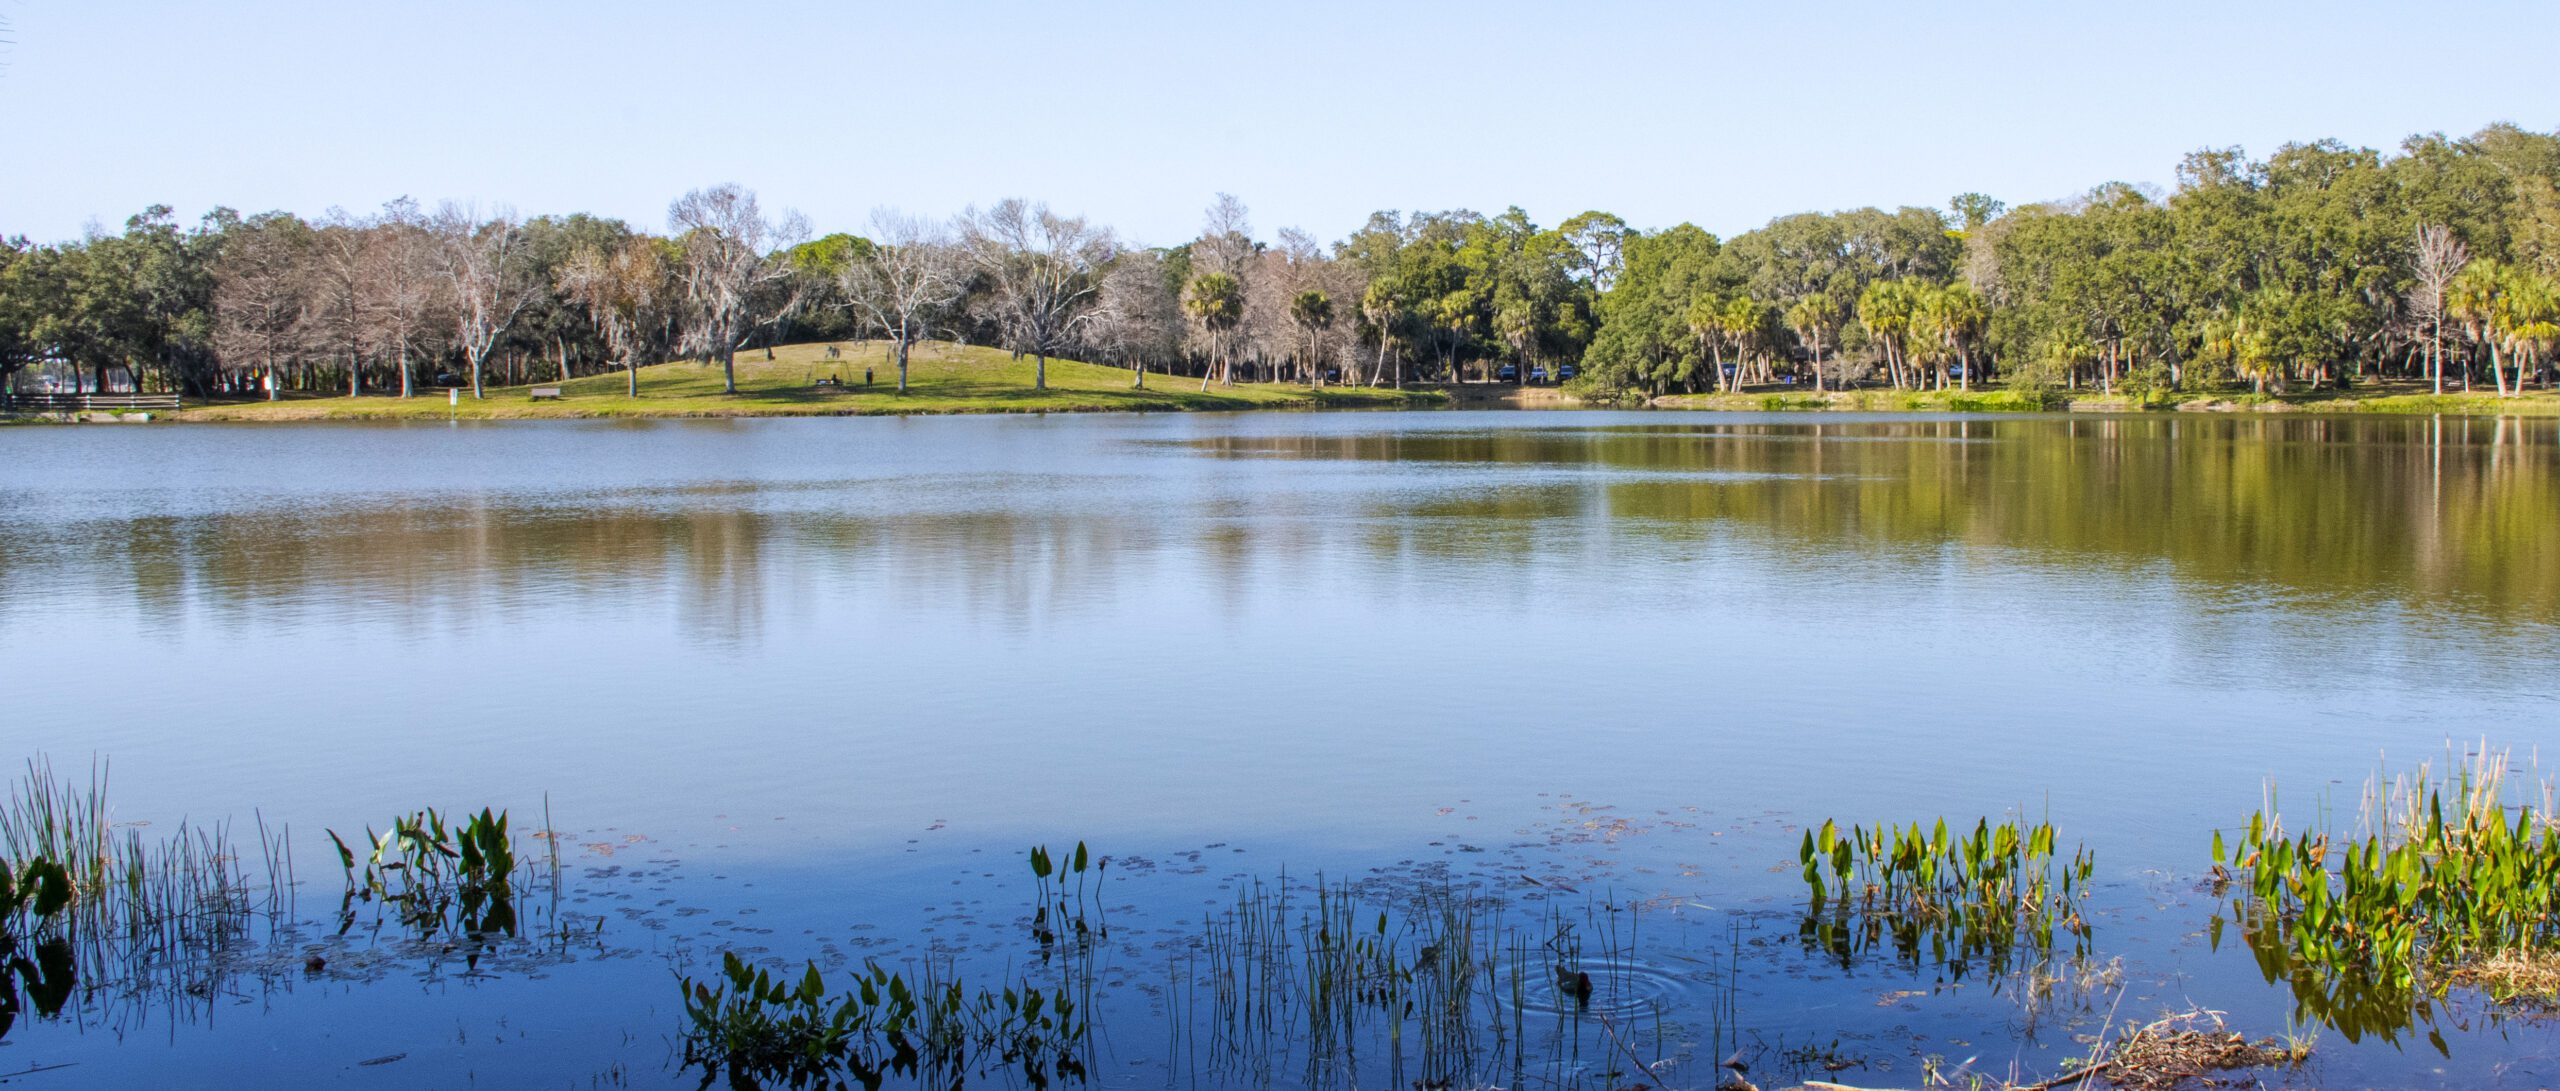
[1720,297,1766,388]
[1360,280,1406,388]
[1183,272,1243,391]
[1785,296,1839,393]
[1857,281,1916,389]
[1683,295,1726,393]
[1290,289,1335,384]
[2205,312,2277,395]
[2447,258,2504,394]
[1927,282,1988,390]
[2491,265,2558,398]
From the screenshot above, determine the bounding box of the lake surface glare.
[2,411,2555,1089]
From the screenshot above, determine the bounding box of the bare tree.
[838,211,966,394]
[434,204,537,399]
[306,209,375,398]
[212,212,314,400]
[961,198,1117,391]
[557,237,676,397]
[2411,223,2470,396]
[1087,251,1181,388]
[367,197,443,397]
[1194,193,1256,279]
[669,184,810,394]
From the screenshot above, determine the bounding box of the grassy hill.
[180,341,1444,421]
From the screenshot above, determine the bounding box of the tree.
[837,211,965,394]
[1358,279,1410,388]
[556,237,676,398]
[669,184,810,394]
[212,212,315,399]
[1182,272,1243,390]
[962,199,1116,392]
[368,198,442,398]
[1558,211,1629,293]
[2447,258,2504,394]
[1785,295,1840,392]
[0,238,45,394]
[2409,224,2469,395]
[1913,281,1988,389]
[1857,280,1917,389]
[2489,264,2558,397]
[1289,289,1335,383]
[435,204,539,399]
[1087,251,1182,388]
[305,209,376,398]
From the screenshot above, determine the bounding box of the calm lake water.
[1,411,2555,1088]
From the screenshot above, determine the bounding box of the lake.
[1,411,2554,1089]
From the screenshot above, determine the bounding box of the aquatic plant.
[1796,816,2095,979]
[0,855,75,1038]
[676,951,1088,1090]
[2212,747,2560,1024]
[1175,873,1694,1091]
[329,807,527,939]
[1026,841,1104,951]
[0,758,289,1036]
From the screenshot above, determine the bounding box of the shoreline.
[130,386,2560,422]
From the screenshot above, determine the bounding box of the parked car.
[1496,364,1520,383]
[1557,363,1579,381]
[1530,366,1549,383]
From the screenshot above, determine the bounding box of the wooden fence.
[2,392,183,412]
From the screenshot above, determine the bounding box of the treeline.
[5,124,2560,403]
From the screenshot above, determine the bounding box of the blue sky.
[2,1,2555,247]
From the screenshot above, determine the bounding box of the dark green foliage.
[677,952,1088,1090]
[0,856,76,1039]
[2213,753,2560,1035]
[1797,816,2095,980]
[330,807,522,939]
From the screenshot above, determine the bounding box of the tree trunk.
[471,350,484,399]
[626,357,639,398]
[1035,350,1047,391]
[897,339,911,394]
[398,342,412,399]
[721,346,738,394]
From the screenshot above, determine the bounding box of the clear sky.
[3,1,2556,248]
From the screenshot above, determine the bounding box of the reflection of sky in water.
[0,411,2555,1086]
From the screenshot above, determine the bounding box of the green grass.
[178,341,1444,421]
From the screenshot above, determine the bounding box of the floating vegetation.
[2076,1009,2313,1091]
[677,952,1089,1091]
[1796,816,2095,980]
[2212,748,2560,1040]
[2450,948,2560,1012]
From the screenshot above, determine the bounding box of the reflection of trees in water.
[1,493,1166,647]
[1202,416,2560,620]
[3,417,2551,655]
